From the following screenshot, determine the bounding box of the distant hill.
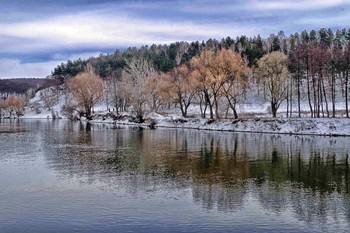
[36,76,65,92]
[0,78,46,94]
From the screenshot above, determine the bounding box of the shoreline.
[88,116,350,137]
[14,110,350,137]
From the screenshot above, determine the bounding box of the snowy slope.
[23,91,66,119]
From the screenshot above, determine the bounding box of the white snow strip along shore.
[90,114,350,137]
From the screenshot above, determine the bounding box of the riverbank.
[20,90,350,136]
[89,112,350,137]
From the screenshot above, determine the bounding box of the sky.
[0,0,349,78]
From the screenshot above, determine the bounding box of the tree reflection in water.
[42,122,350,228]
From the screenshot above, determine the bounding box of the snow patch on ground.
[23,91,66,119]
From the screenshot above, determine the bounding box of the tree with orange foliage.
[145,69,165,112]
[191,49,250,119]
[219,50,250,119]
[256,51,289,117]
[6,95,25,118]
[67,66,104,118]
[164,64,198,117]
[0,100,7,118]
[191,50,216,118]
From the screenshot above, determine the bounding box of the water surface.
[0,119,349,232]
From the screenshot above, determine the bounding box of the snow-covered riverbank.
[20,90,350,136]
[89,113,350,137]
[20,109,350,136]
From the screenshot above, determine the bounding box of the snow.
[157,117,350,136]
[22,91,66,119]
[86,112,350,137]
[18,88,350,137]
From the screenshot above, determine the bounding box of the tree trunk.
[224,104,229,119]
[115,100,119,115]
[346,71,349,118]
[203,102,208,118]
[184,102,192,118]
[226,96,239,119]
[286,84,289,118]
[85,106,92,119]
[289,77,293,118]
[312,77,318,118]
[179,98,186,117]
[204,92,214,119]
[321,73,329,117]
[214,94,220,119]
[271,101,277,117]
[180,107,186,117]
[318,79,323,117]
[331,70,336,118]
[306,70,313,117]
[297,76,301,117]
[233,107,238,119]
[198,93,204,118]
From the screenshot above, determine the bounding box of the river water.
[0,119,349,232]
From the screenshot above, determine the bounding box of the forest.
[2,28,350,120]
[0,78,45,94]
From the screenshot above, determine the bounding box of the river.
[1,119,349,232]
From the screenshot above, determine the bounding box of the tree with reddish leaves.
[328,47,343,117]
[341,43,350,117]
[288,44,305,117]
[299,42,315,117]
[309,43,330,118]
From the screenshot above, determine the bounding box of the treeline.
[0,78,46,94]
[53,28,350,77]
[53,28,350,119]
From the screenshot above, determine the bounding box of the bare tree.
[120,57,158,121]
[175,42,190,65]
[109,69,123,113]
[40,87,59,110]
[256,51,289,117]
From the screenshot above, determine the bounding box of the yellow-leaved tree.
[67,64,104,119]
[191,49,250,119]
[6,95,26,118]
[256,51,289,117]
[164,64,198,117]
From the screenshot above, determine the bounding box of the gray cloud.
[0,0,349,78]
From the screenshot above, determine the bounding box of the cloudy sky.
[0,0,349,78]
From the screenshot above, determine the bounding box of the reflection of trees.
[42,122,350,228]
[192,184,246,212]
[250,148,350,195]
[247,141,350,229]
